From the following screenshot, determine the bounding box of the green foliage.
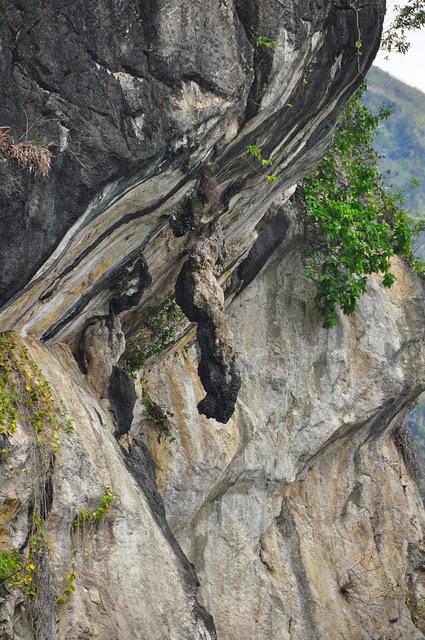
[0,549,36,598]
[256,36,276,48]
[246,145,277,183]
[381,0,425,53]
[0,333,74,452]
[121,298,184,375]
[141,385,175,443]
[298,85,413,328]
[0,510,48,600]
[73,486,117,528]
[55,562,76,607]
[406,590,425,629]
[56,488,118,607]
[303,57,318,85]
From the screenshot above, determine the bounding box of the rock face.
[2,1,425,639]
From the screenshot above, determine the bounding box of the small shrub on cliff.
[246,144,277,183]
[140,384,174,443]
[73,486,118,528]
[120,298,184,375]
[297,85,413,328]
[0,126,52,177]
[10,141,52,178]
[256,36,277,48]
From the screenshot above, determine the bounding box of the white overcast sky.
[373,1,425,94]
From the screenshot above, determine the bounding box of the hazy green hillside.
[365,66,425,216]
[366,68,425,496]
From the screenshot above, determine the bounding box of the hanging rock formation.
[1,1,425,639]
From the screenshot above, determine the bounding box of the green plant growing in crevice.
[256,36,277,48]
[297,84,414,328]
[246,145,277,183]
[55,561,76,607]
[0,335,75,609]
[120,298,184,376]
[405,591,425,630]
[347,2,363,72]
[141,385,175,443]
[73,486,118,529]
[303,57,318,85]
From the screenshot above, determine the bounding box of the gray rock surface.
[2,1,425,639]
[0,0,383,342]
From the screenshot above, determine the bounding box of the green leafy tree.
[298,85,413,328]
[381,0,425,53]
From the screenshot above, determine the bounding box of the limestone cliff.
[1,1,425,639]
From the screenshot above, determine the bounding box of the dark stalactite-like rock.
[175,224,241,423]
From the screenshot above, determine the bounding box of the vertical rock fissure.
[276,500,321,640]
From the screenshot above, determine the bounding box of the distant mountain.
[365,66,425,221]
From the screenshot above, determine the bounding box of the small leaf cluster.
[246,145,277,183]
[303,57,318,85]
[256,36,276,48]
[121,298,184,375]
[55,561,76,607]
[73,486,117,528]
[298,85,413,328]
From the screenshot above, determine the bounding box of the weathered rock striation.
[1,1,425,639]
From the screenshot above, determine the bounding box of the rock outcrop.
[2,1,425,639]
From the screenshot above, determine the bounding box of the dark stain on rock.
[109,366,137,438]
[237,208,290,291]
[196,323,241,424]
[110,253,152,314]
[170,197,199,237]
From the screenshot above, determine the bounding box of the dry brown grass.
[9,141,52,177]
[0,126,12,157]
[0,126,52,177]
